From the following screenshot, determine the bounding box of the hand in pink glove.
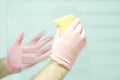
[6,31,53,73]
[51,18,86,70]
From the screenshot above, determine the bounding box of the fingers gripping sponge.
[55,15,75,35]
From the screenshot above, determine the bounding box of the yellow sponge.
[55,15,75,35]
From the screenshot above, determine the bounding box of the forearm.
[0,58,11,79]
[33,60,68,80]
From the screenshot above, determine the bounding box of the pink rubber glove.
[51,18,86,70]
[6,31,53,73]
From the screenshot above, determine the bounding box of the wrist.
[0,59,11,78]
[2,59,11,74]
[50,60,68,71]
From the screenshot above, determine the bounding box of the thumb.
[13,32,24,45]
[55,27,61,39]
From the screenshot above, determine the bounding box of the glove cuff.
[51,54,72,71]
[6,60,21,73]
[6,62,15,73]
